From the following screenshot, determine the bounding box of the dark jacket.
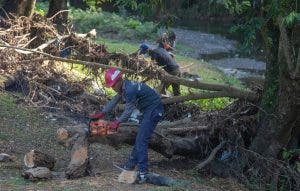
[149,48,179,73]
[102,80,162,122]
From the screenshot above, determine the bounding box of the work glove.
[89,112,105,119]
[109,120,120,131]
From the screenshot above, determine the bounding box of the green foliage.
[34,1,49,16]
[226,0,298,55]
[230,17,264,55]
[126,18,141,29]
[115,0,138,10]
[210,0,251,14]
[282,148,300,161]
[70,8,158,40]
[283,11,298,27]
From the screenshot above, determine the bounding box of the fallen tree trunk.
[0,45,258,102]
[57,124,211,159]
[24,150,56,170]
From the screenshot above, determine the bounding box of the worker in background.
[157,31,176,58]
[90,68,164,183]
[157,31,176,50]
[139,43,181,96]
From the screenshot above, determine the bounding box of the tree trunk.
[47,0,68,34]
[250,19,300,158]
[0,0,35,17]
[17,0,36,17]
[24,150,56,170]
[69,0,88,10]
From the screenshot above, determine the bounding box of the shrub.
[70,8,158,40]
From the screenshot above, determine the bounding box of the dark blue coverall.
[102,80,164,173]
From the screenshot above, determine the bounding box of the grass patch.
[175,43,194,52]
[96,37,139,53]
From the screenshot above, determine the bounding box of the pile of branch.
[0,13,258,109]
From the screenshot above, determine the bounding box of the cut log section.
[22,167,52,181]
[118,170,137,184]
[24,150,56,170]
[65,133,89,179]
[0,153,14,162]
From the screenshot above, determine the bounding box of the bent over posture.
[139,43,181,96]
[90,68,164,183]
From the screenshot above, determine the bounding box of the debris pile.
[0,14,165,116]
[1,14,297,190]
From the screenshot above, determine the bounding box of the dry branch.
[196,141,226,170]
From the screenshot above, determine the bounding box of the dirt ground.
[0,92,248,191]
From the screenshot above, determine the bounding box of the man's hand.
[109,120,120,131]
[89,112,105,119]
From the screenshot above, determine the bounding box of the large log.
[57,125,210,159]
[24,150,56,170]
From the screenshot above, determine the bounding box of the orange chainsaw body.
[89,119,110,137]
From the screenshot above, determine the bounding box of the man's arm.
[102,94,122,114]
[116,101,135,122]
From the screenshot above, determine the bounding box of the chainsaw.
[88,118,116,137]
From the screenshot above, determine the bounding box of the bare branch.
[196,141,226,170]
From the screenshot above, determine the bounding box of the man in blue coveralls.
[90,68,164,183]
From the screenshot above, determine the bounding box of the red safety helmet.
[104,68,122,87]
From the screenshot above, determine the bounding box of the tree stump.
[65,133,89,179]
[24,150,56,170]
[22,167,52,181]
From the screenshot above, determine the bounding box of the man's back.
[149,48,179,73]
[123,80,161,112]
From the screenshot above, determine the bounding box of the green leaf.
[283,11,297,27]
